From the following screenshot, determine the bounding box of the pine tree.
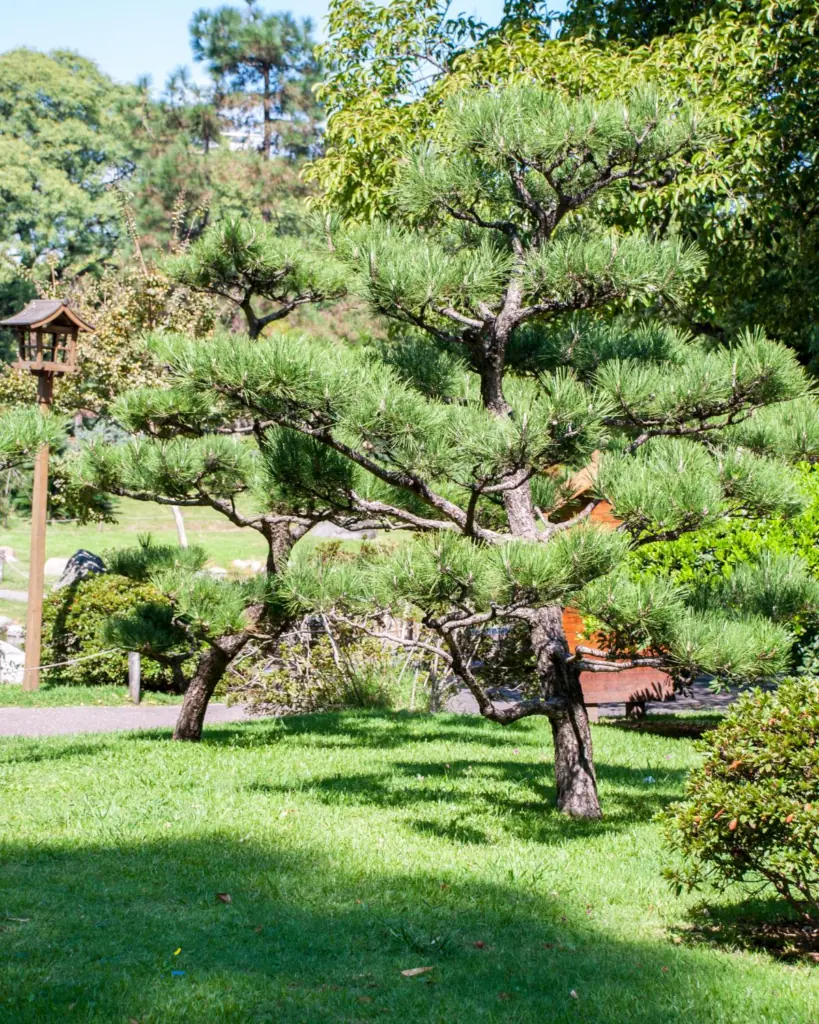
[163,217,346,338]
[81,86,819,816]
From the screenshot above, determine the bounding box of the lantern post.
[0,301,91,690]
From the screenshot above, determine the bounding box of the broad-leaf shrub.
[662,678,819,923]
[42,573,192,691]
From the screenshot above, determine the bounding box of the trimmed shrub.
[662,678,819,922]
[42,573,189,690]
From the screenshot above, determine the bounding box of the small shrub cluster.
[228,617,411,715]
[662,678,819,923]
[42,573,190,691]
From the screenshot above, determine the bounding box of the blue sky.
[3,0,507,91]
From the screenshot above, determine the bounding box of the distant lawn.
[2,498,269,580]
[0,684,182,707]
[0,711,815,1023]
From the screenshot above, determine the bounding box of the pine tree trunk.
[173,632,251,741]
[529,606,601,819]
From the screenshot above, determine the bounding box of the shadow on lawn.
[247,757,686,846]
[196,709,549,751]
[0,833,791,1024]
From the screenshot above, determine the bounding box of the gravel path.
[0,588,27,603]
[0,702,251,738]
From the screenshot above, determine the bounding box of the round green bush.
[662,678,819,922]
[42,573,184,690]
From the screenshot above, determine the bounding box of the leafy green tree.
[190,1,321,161]
[163,217,346,338]
[0,49,144,304]
[85,87,819,817]
[314,0,819,360]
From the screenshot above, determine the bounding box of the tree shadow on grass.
[246,758,687,847]
[192,709,551,751]
[0,833,804,1024]
[670,895,819,963]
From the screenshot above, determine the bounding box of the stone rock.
[0,545,17,563]
[0,639,25,684]
[232,559,264,573]
[53,550,106,590]
[6,624,24,639]
[309,521,377,541]
[44,557,69,577]
[206,566,228,578]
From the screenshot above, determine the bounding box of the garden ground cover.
[0,711,816,1023]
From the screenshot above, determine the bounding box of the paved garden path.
[0,702,251,737]
[0,588,27,602]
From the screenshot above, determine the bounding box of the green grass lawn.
[1,498,269,581]
[0,711,815,1023]
[0,684,182,706]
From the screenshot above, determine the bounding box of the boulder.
[232,559,264,573]
[206,566,228,579]
[6,624,24,640]
[53,550,106,590]
[44,557,69,577]
[0,639,25,684]
[309,521,377,540]
[0,545,17,563]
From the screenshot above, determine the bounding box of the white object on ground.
[0,546,17,563]
[6,624,24,639]
[232,559,263,573]
[44,556,70,577]
[0,639,25,684]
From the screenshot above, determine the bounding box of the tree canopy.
[190,1,321,160]
[77,85,819,819]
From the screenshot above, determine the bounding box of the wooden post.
[128,651,141,704]
[22,374,53,692]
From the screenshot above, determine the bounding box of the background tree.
[190,1,321,161]
[162,216,346,338]
[93,86,819,816]
[0,49,147,317]
[313,0,819,361]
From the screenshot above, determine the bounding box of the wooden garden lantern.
[0,300,92,690]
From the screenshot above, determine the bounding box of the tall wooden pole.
[22,373,53,692]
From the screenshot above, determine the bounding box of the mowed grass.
[1,498,269,579]
[0,712,816,1023]
[0,684,182,707]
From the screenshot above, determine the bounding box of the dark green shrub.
[662,678,819,922]
[42,573,191,690]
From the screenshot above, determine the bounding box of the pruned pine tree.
[101,536,276,734]
[163,218,346,339]
[84,85,819,816]
[0,407,65,472]
[76,373,390,740]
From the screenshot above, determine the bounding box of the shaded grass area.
[0,711,816,1023]
[0,684,182,707]
[599,712,724,739]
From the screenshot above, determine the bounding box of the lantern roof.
[0,300,93,332]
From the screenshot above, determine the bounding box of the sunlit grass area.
[0,711,815,1023]
[0,684,182,707]
[1,498,269,580]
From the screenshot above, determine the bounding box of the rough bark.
[529,606,601,818]
[173,631,252,741]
